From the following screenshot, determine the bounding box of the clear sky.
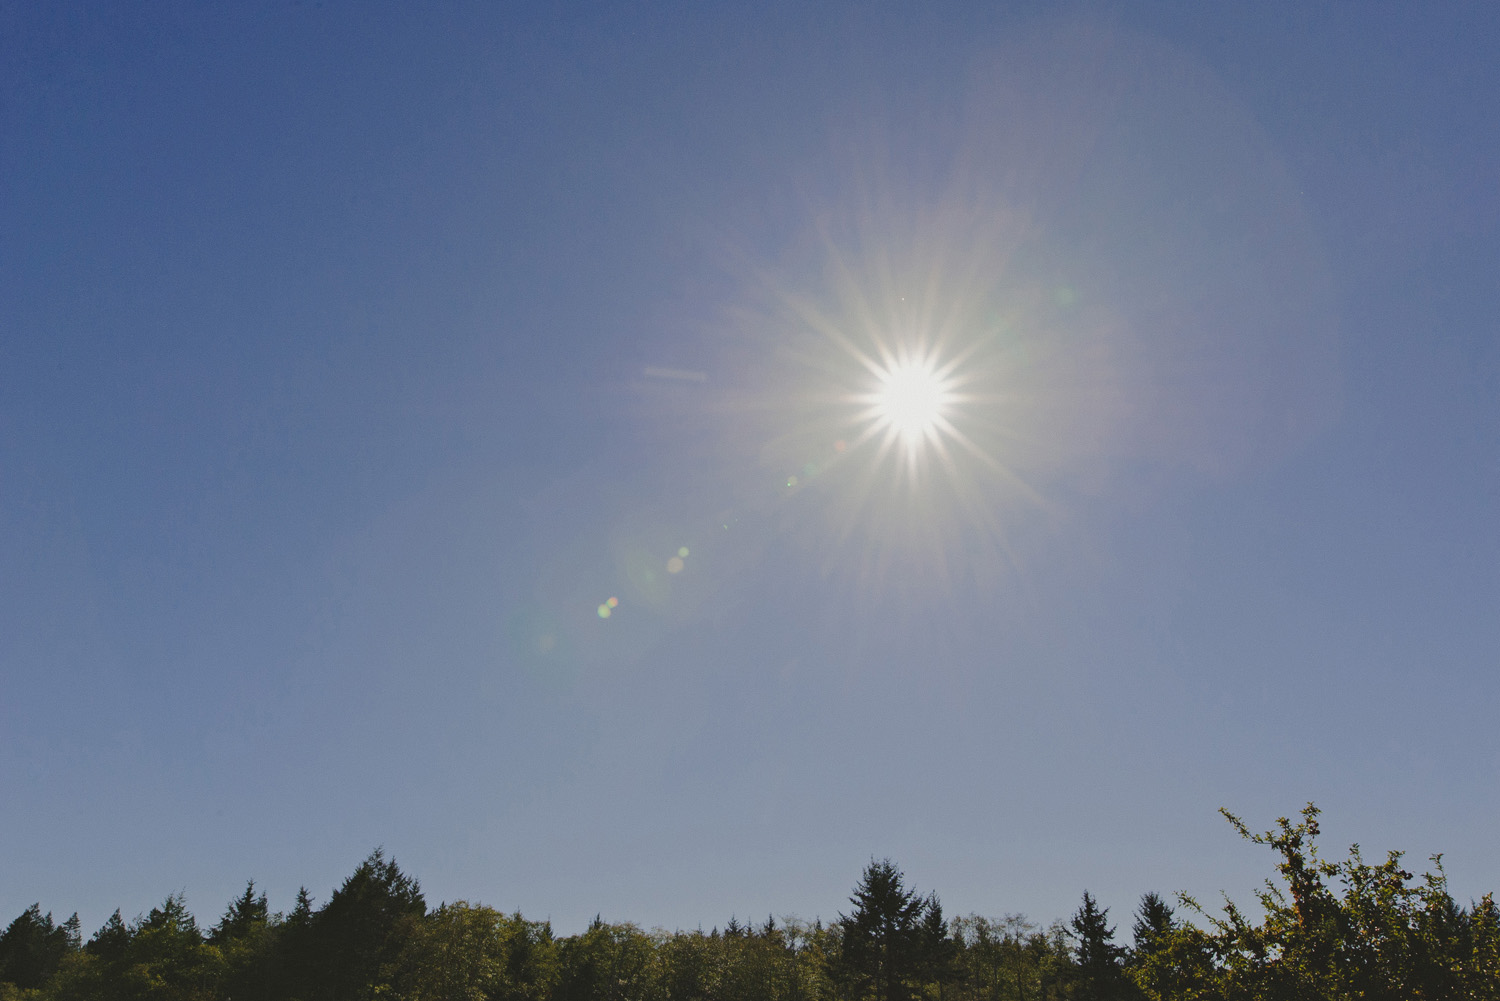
[3,2,1497,938]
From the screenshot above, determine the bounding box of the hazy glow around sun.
[735,196,1079,590]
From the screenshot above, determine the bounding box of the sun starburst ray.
[722,191,1114,594]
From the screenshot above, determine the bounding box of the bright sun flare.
[874,359,952,445]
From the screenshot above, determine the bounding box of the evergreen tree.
[270,887,319,1001]
[1129,892,1174,960]
[916,892,955,991]
[0,904,79,989]
[312,849,426,1001]
[836,859,948,1001]
[67,894,221,1001]
[287,888,315,930]
[86,910,132,964]
[1124,893,1175,1001]
[1070,892,1128,1001]
[210,882,269,945]
[211,882,274,1001]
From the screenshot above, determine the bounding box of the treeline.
[3,806,1497,1000]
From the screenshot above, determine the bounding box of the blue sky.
[3,3,1497,936]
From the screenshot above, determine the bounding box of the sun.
[850,350,960,464]
[873,358,953,445]
[726,194,1078,590]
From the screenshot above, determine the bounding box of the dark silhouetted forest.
[4,806,1496,1000]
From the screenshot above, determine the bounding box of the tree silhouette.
[1070,891,1128,1000]
[313,849,425,1001]
[837,859,948,1001]
[4,807,1497,1001]
[209,882,269,945]
[210,882,273,1001]
[0,904,79,989]
[85,909,131,965]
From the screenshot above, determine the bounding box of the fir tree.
[1071,891,1129,1000]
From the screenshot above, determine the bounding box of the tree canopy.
[2,807,1496,1001]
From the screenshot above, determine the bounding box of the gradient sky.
[3,3,1498,938]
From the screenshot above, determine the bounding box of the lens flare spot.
[597,604,611,619]
[666,556,684,574]
[677,546,690,557]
